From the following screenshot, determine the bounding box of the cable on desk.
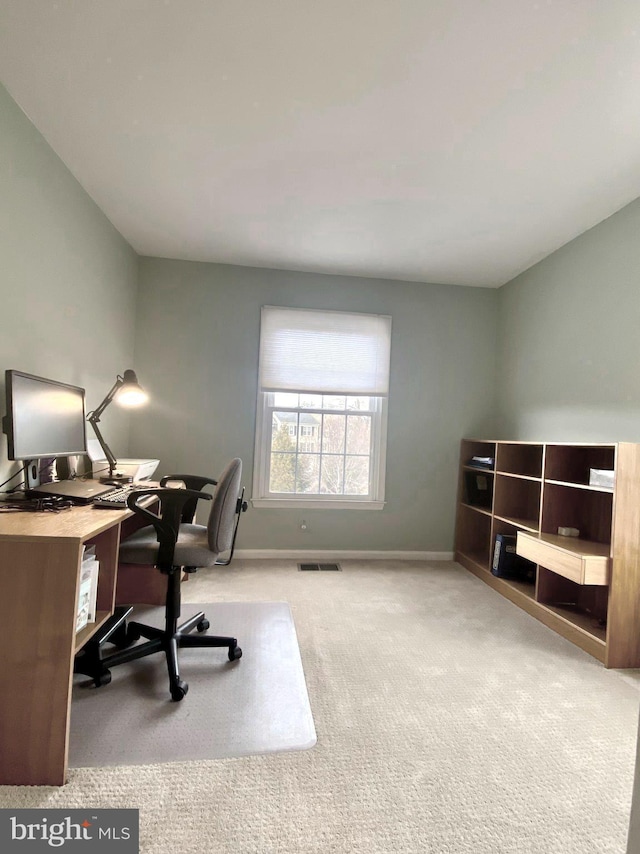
[0,468,25,493]
[0,496,74,513]
[0,459,70,495]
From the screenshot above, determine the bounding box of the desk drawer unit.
[517,532,611,586]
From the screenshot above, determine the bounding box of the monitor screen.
[3,370,87,460]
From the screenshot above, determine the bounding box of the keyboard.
[92,484,148,509]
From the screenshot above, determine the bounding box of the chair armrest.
[127,487,212,569]
[158,474,219,522]
[159,474,218,489]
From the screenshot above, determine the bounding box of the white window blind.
[259,306,392,395]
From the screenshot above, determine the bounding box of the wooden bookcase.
[454,439,640,668]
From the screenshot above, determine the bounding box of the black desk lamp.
[87,370,148,483]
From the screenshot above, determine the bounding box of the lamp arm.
[87,376,124,422]
[86,375,125,477]
[87,417,118,476]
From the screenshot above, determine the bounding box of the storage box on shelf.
[454,440,640,668]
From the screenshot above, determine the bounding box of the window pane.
[346,415,371,454]
[322,414,346,453]
[346,396,372,411]
[274,392,299,407]
[272,412,299,449]
[269,453,296,493]
[344,456,370,495]
[320,456,344,494]
[298,414,321,452]
[299,393,322,409]
[297,454,320,493]
[322,395,346,410]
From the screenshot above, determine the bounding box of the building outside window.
[252,306,392,509]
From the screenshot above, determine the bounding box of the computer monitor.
[3,370,87,487]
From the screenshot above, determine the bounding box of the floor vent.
[298,562,342,571]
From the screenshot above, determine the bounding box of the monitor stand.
[23,460,41,490]
[23,458,57,490]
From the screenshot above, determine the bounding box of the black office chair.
[76,458,248,701]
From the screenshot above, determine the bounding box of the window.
[253,306,391,509]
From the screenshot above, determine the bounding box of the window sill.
[251,498,385,510]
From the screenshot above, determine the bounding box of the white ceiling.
[1,1,639,287]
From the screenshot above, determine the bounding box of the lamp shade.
[115,370,148,407]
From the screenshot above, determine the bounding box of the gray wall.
[0,84,138,488]
[131,258,498,551]
[496,198,640,441]
[495,197,640,854]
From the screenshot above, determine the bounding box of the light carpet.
[69,601,316,767]
[2,560,640,854]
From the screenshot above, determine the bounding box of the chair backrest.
[207,458,243,554]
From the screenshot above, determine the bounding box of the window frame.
[252,392,388,510]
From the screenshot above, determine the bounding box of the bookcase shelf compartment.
[496,442,543,478]
[493,474,540,530]
[455,503,492,571]
[536,567,608,643]
[460,439,496,466]
[544,444,615,487]
[542,482,612,545]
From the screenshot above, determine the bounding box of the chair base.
[75,574,242,701]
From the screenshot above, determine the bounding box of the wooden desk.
[0,498,138,786]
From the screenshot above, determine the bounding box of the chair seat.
[119,523,219,568]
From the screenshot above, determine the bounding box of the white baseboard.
[233,549,455,561]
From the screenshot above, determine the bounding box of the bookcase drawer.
[517,532,610,586]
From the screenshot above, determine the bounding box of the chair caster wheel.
[171,680,189,701]
[197,619,210,632]
[229,645,242,661]
[94,670,112,688]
